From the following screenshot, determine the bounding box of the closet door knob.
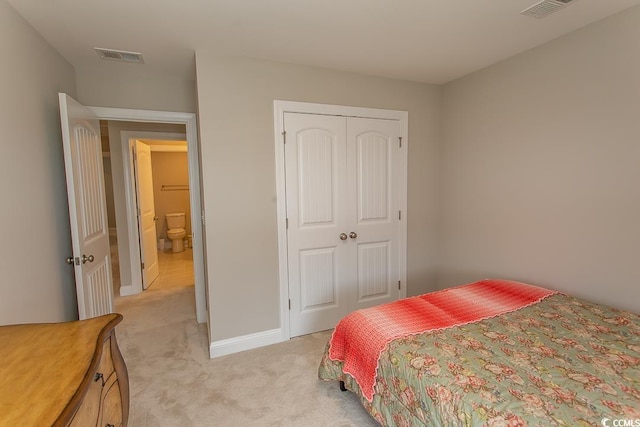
[82,254,94,264]
[349,232,357,239]
[339,233,348,241]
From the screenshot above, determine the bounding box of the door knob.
[66,257,74,265]
[339,233,348,241]
[153,216,159,221]
[349,232,358,239]
[81,254,95,264]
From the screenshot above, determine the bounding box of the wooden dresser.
[0,313,129,427]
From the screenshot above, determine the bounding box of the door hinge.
[282,130,287,144]
[286,218,289,229]
[66,256,80,266]
[399,210,402,220]
[399,137,402,148]
[398,280,401,290]
[141,262,145,270]
[288,299,291,310]
[137,208,141,216]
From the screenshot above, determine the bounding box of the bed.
[318,279,640,426]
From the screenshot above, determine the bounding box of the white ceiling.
[7,0,640,84]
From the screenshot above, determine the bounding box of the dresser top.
[0,313,122,426]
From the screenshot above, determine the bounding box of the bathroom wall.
[150,150,192,242]
[103,157,117,232]
[100,121,117,231]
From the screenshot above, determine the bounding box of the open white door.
[59,93,114,319]
[133,140,160,289]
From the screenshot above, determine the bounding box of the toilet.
[166,212,186,253]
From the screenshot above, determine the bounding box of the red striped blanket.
[327,279,558,401]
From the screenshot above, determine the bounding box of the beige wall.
[440,6,640,312]
[75,62,197,113]
[151,151,192,241]
[196,54,441,341]
[0,0,78,324]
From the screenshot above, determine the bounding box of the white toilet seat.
[167,228,186,238]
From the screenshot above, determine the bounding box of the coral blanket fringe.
[327,279,558,402]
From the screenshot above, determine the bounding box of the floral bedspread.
[319,294,640,426]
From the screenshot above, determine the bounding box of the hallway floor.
[110,234,194,295]
[150,248,195,290]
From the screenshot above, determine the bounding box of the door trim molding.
[273,100,408,341]
[88,107,208,325]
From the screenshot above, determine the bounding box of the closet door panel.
[357,131,390,222]
[347,118,401,310]
[284,113,349,337]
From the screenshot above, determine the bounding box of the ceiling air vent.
[521,0,576,18]
[95,48,144,64]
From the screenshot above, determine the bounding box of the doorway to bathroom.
[121,137,195,293]
[103,125,196,292]
[125,132,192,291]
[94,107,207,327]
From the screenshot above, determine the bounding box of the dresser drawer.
[68,337,116,426]
[100,379,123,427]
[68,373,102,426]
[97,337,116,383]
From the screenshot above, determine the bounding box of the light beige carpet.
[115,286,379,426]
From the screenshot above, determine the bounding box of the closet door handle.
[349,232,357,239]
[339,233,348,241]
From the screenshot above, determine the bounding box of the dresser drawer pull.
[94,372,104,385]
[106,424,114,427]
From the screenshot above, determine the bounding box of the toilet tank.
[166,212,185,230]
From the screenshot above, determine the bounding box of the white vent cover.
[521,0,576,18]
[95,48,144,63]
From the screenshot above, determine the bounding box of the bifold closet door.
[347,117,401,312]
[285,113,402,337]
[285,113,350,337]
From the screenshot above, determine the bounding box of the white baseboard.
[119,284,139,297]
[209,328,284,358]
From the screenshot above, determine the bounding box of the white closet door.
[285,113,350,337]
[347,117,401,311]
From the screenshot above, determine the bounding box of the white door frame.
[120,131,186,294]
[273,100,408,340]
[90,106,207,325]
